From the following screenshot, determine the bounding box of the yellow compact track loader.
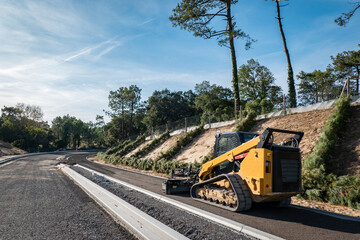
[162,128,304,212]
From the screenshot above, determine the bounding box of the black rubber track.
[190,174,252,212]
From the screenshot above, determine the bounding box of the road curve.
[67,153,360,240]
[0,154,135,240]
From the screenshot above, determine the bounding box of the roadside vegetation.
[98,125,204,175]
[302,97,360,209]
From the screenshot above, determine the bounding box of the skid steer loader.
[162,128,304,212]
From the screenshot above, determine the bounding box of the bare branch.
[335,1,360,26]
[200,7,227,25]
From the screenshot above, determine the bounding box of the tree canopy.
[194,81,234,122]
[238,59,283,114]
[143,89,197,129]
[331,45,360,94]
[170,0,254,117]
[297,68,339,106]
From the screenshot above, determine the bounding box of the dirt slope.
[124,140,151,158]
[173,109,332,163]
[142,134,185,160]
[331,105,360,176]
[172,124,236,163]
[251,109,332,158]
[0,140,27,157]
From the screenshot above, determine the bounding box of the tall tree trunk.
[276,0,296,107]
[356,65,359,94]
[121,104,124,139]
[226,1,240,117]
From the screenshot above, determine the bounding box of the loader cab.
[214,131,258,158]
[213,131,258,176]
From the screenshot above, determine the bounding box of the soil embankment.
[172,109,333,163]
[0,140,27,157]
[141,134,184,160]
[172,124,235,163]
[251,109,332,158]
[124,140,151,158]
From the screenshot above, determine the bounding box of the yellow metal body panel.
[238,148,273,196]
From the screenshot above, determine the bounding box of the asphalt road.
[67,153,360,240]
[0,154,135,240]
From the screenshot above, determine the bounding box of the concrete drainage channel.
[63,164,283,240]
[59,164,188,240]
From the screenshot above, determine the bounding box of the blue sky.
[0,0,359,123]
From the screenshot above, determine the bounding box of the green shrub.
[327,175,360,209]
[156,125,204,161]
[114,134,146,157]
[132,131,170,158]
[304,97,351,171]
[235,111,257,132]
[301,96,360,209]
[105,139,131,155]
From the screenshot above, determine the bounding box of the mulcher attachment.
[162,166,198,194]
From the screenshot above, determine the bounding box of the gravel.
[72,166,255,240]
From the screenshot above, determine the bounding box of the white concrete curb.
[59,164,188,240]
[76,164,284,240]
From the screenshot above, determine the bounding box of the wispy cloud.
[139,18,155,26]
[62,37,121,63]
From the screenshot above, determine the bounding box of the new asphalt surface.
[0,154,135,240]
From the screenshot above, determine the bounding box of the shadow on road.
[243,204,360,234]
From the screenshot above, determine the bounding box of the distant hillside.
[0,140,27,157]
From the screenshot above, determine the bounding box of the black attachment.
[162,179,193,194]
[163,166,199,195]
